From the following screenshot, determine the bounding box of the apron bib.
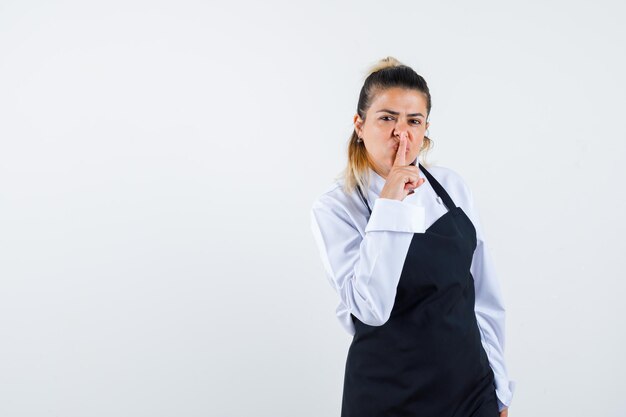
[342,164,499,417]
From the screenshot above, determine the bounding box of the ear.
[425,121,430,132]
[353,114,363,137]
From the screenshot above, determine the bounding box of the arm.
[310,195,425,327]
[465,185,516,411]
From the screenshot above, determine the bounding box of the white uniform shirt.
[310,164,516,412]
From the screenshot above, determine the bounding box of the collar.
[368,167,386,197]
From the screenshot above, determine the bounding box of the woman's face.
[354,87,430,178]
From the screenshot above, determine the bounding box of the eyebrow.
[376,109,425,118]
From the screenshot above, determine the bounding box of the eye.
[380,116,394,121]
[411,119,422,125]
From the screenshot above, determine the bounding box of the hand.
[379,133,425,201]
[500,406,508,417]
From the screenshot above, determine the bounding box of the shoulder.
[310,178,368,233]
[421,163,473,207]
[311,180,346,212]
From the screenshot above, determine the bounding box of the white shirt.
[310,164,516,412]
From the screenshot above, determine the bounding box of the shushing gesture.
[379,133,425,201]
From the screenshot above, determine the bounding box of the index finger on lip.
[393,134,407,166]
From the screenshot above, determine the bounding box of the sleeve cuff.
[497,398,506,412]
[364,198,425,233]
[496,379,515,412]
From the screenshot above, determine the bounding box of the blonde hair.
[337,57,434,195]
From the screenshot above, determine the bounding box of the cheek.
[371,124,389,135]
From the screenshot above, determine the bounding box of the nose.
[393,119,410,139]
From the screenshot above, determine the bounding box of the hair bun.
[365,56,404,77]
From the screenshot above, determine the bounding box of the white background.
[1,1,625,416]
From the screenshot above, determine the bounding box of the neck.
[372,165,389,180]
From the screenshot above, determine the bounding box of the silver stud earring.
[357,137,363,143]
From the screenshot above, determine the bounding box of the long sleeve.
[465,184,516,411]
[310,195,425,329]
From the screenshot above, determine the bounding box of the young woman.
[310,57,515,417]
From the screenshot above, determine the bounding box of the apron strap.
[356,184,372,216]
[418,164,457,211]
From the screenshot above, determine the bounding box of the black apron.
[343,164,499,417]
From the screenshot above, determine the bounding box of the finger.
[402,166,418,182]
[406,177,425,193]
[414,178,425,188]
[393,134,407,167]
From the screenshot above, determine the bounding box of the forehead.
[370,87,428,113]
